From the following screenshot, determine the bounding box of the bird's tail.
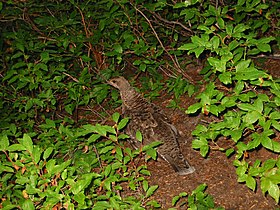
[160,153,195,175]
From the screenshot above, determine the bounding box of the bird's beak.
[107,79,117,88]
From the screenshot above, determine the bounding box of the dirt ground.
[146,99,279,209]
[115,57,280,209]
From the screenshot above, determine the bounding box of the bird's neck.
[121,88,148,111]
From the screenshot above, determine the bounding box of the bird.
[108,76,195,175]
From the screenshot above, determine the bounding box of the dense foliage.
[0,0,279,209]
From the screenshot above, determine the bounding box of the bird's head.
[108,76,131,90]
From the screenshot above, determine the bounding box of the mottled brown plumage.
[108,76,195,175]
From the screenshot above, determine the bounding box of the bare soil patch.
[105,57,280,209]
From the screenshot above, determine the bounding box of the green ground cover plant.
[1,0,280,208]
[180,0,280,203]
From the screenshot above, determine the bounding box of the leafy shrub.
[1,0,280,208]
[170,184,224,210]
[0,113,161,209]
[180,0,280,203]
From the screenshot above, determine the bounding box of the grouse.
[108,76,195,175]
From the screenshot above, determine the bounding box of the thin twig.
[93,145,103,169]
[132,4,196,84]
[22,8,45,36]
[149,10,193,34]
[62,72,80,83]
[76,6,104,72]
[250,54,280,60]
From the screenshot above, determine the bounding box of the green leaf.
[269,112,280,120]
[113,44,123,54]
[72,173,95,194]
[197,25,213,34]
[221,96,236,107]
[100,146,115,154]
[65,104,75,115]
[272,120,280,131]
[236,60,251,72]
[22,199,35,210]
[272,141,280,153]
[40,51,50,62]
[143,141,162,151]
[186,103,201,114]
[211,36,220,49]
[254,98,263,113]
[247,134,261,150]
[246,176,256,191]
[192,124,208,135]
[136,130,142,142]
[234,81,244,94]
[25,100,33,112]
[141,180,148,192]
[1,163,14,173]
[16,43,25,52]
[99,19,106,31]
[191,35,204,46]
[43,147,54,160]
[231,130,243,142]
[88,134,101,143]
[42,119,56,128]
[268,183,280,203]
[243,111,261,124]
[261,177,270,193]
[105,165,112,177]
[48,159,71,176]
[7,144,26,151]
[117,118,129,130]
[217,17,224,29]
[94,124,108,136]
[112,112,120,123]
[262,159,277,171]
[233,24,249,34]
[261,137,273,151]
[172,195,180,206]
[140,63,147,71]
[0,135,9,150]
[145,148,158,160]
[21,134,34,153]
[94,201,111,209]
[256,43,271,52]
[115,146,123,161]
[259,36,275,44]
[179,192,187,197]
[200,145,209,157]
[192,138,208,148]
[235,68,268,81]
[193,183,207,193]
[237,103,255,111]
[229,40,239,50]
[193,46,205,58]
[247,48,260,55]
[73,192,86,205]
[118,134,129,140]
[218,72,232,84]
[145,185,158,198]
[2,204,18,210]
[81,55,91,62]
[208,57,226,72]
[33,146,41,164]
[109,197,120,210]
[225,148,235,157]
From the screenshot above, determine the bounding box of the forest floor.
[103,57,280,209]
[145,57,280,210]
